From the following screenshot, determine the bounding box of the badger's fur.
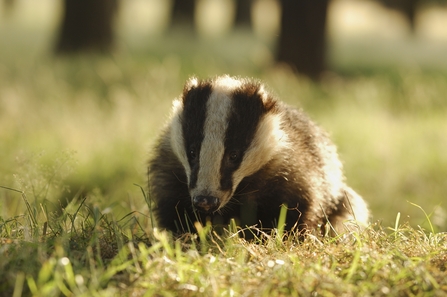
[148,76,369,235]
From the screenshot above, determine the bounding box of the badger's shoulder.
[148,126,188,199]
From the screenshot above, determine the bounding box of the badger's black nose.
[192,195,220,213]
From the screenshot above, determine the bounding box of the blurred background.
[0,0,446,231]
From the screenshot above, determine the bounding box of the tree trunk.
[2,0,15,16]
[171,0,196,28]
[235,0,252,27]
[381,0,419,32]
[55,0,117,54]
[403,0,418,31]
[277,0,328,81]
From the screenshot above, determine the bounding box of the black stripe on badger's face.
[181,81,213,189]
[219,83,267,191]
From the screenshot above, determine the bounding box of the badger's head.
[170,76,288,214]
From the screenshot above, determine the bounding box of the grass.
[1,4,447,295]
[1,192,446,296]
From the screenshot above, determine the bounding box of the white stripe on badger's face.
[170,98,191,181]
[232,112,288,190]
[189,76,241,203]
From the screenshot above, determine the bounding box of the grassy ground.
[1,3,447,295]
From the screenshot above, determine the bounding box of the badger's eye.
[228,151,239,162]
[189,149,197,160]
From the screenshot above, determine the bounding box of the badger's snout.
[192,195,220,213]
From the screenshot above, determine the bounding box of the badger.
[148,75,369,236]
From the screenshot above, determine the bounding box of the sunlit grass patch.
[3,203,446,296]
[1,169,447,296]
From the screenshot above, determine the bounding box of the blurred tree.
[2,0,15,16]
[235,0,252,27]
[171,0,196,28]
[55,0,118,54]
[170,0,253,30]
[277,0,328,81]
[380,0,419,31]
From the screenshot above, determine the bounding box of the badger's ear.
[257,84,277,112]
[183,77,199,94]
[181,76,201,104]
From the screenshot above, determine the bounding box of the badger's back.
[148,76,369,235]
